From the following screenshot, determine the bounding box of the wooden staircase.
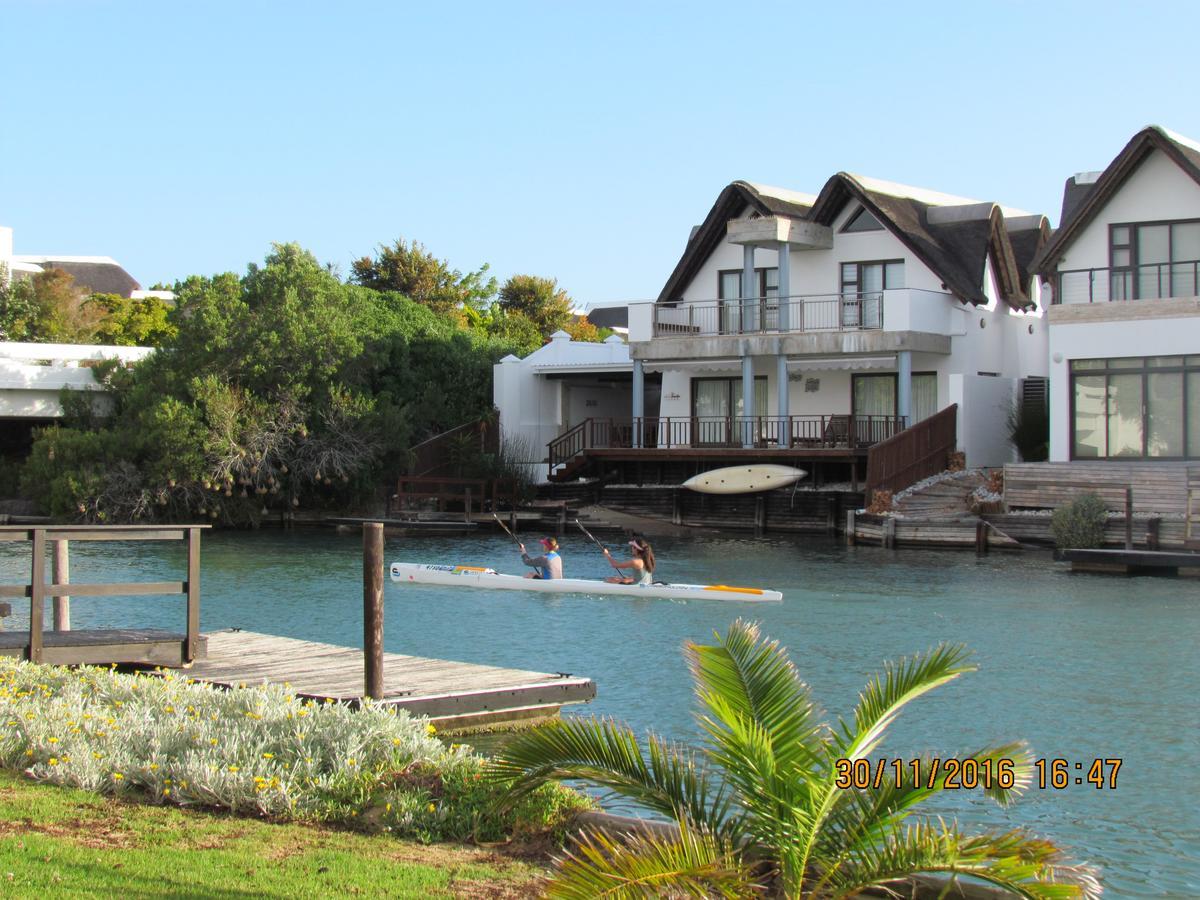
[892,471,987,519]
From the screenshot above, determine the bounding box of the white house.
[1034,125,1200,462]
[624,175,1050,469]
[1,224,169,300]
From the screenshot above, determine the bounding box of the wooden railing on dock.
[389,477,519,517]
[0,525,207,664]
[408,418,498,478]
[864,404,958,497]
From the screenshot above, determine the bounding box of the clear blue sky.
[3,1,1198,306]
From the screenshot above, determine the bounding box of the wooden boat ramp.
[1,524,596,730]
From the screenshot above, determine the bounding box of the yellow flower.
[112,773,124,781]
[148,763,159,771]
[48,758,58,766]
[47,736,58,744]
[228,765,239,772]
[347,758,356,767]
[163,788,171,796]
[427,803,436,813]
[262,753,274,759]
[93,752,104,760]
[425,723,436,735]
[393,738,401,746]
[210,739,218,746]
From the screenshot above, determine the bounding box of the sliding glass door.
[691,377,767,444]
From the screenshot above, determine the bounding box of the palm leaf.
[688,619,829,775]
[546,823,763,899]
[816,820,1101,900]
[485,716,736,838]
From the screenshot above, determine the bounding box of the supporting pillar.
[52,540,70,632]
[776,239,791,449]
[776,240,790,331]
[363,522,385,701]
[631,358,644,449]
[777,354,790,448]
[741,354,755,448]
[897,350,913,427]
[742,244,756,332]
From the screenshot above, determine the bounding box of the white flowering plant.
[0,658,589,843]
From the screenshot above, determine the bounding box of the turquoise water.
[2,530,1197,896]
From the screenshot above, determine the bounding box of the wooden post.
[754,495,766,537]
[464,487,472,524]
[845,509,856,546]
[975,520,989,554]
[671,489,682,526]
[185,527,201,663]
[1124,487,1133,551]
[363,523,385,701]
[29,529,45,663]
[883,516,896,549]
[509,509,518,534]
[1146,517,1161,551]
[52,539,70,632]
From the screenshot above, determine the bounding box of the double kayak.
[389,562,783,603]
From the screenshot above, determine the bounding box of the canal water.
[1,529,1197,896]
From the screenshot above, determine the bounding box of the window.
[691,376,767,445]
[841,206,885,233]
[852,372,937,425]
[717,267,779,333]
[840,260,903,327]
[1109,220,1200,300]
[1070,356,1200,459]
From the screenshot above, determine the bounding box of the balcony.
[650,293,883,339]
[1055,259,1200,304]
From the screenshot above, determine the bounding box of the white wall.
[947,374,1017,468]
[1055,148,1200,278]
[0,342,153,418]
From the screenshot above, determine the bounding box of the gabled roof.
[1005,215,1052,295]
[1033,125,1200,276]
[656,181,814,302]
[808,174,1032,310]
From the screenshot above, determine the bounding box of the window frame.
[851,371,937,425]
[840,205,885,233]
[717,267,779,300]
[1108,218,1200,300]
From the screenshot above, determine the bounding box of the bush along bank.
[0,659,591,844]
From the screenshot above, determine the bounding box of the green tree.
[497,274,573,337]
[0,268,38,341]
[351,238,496,315]
[88,292,177,346]
[489,621,1099,899]
[20,267,102,343]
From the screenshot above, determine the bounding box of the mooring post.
[975,520,989,554]
[1124,487,1133,551]
[29,529,45,663]
[509,509,518,534]
[671,488,682,526]
[185,527,201,663]
[754,495,766,537]
[884,516,896,549]
[1147,517,1161,551]
[363,522,385,700]
[845,509,856,546]
[52,539,70,631]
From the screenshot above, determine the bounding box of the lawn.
[0,770,545,898]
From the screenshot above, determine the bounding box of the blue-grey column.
[742,244,756,332]
[632,358,644,448]
[776,240,791,448]
[741,353,754,448]
[897,350,912,427]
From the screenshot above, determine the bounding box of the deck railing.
[407,418,498,478]
[653,292,884,337]
[548,414,907,476]
[864,404,958,497]
[1055,259,1200,304]
[0,525,207,664]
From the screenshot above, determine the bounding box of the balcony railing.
[547,414,907,475]
[652,293,883,338]
[1055,259,1200,304]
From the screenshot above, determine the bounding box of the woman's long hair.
[632,538,655,574]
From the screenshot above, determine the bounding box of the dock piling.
[363,523,385,700]
[52,540,70,631]
[1124,487,1134,551]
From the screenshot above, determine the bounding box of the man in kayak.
[519,536,563,579]
[603,537,655,585]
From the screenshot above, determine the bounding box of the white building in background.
[0,342,155,420]
[1,224,168,300]
[626,175,1050,467]
[1034,125,1200,463]
[493,332,634,482]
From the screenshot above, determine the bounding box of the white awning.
[786,355,897,372]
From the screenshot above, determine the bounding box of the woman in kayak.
[519,537,563,579]
[603,537,655,585]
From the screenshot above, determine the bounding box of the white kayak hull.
[682,464,807,494]
[389,562,782,602]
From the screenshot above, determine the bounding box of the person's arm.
[520,544,550,569]
[602,549,639,571]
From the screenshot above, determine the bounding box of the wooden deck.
[1061,548,1200,575]
[184,630,596,727]
[1004,461,1192,514]
[0,628,206,666]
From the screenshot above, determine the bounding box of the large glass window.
[717,267,778,333]
[1071,356,1200,458]
[840,260,903,327]
[852,372,937,424]
[1110,220,1200,300]
[691,376,767,444]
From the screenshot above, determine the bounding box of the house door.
[692,376,767,444]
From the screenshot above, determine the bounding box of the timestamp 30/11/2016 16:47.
[833,757,1123,791]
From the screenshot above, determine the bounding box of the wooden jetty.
[1060,548,1200,576]
[186,630,595,728]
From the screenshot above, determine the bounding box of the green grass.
[0,770,546,898]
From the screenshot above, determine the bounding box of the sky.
[3,1,1199,307]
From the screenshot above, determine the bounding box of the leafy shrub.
[1051,492,1109,549]
[0,660,589,843]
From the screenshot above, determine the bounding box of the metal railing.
[547,415,907,475]
[1055,259,1200,304]
[652,293,884,337]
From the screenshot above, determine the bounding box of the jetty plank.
[185,630,595,725]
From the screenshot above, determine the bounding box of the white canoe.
[389,562,782,602]
[682,464,807,495]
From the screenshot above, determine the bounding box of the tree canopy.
[497,274,573,337]
[351,238,497,316]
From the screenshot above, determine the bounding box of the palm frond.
[485,716,734,837]
[546,823,763,899]
[687,619,829,774]
[833,643,975,762]
[817,820,1102,900]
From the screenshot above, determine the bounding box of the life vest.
[539,550,562,580]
